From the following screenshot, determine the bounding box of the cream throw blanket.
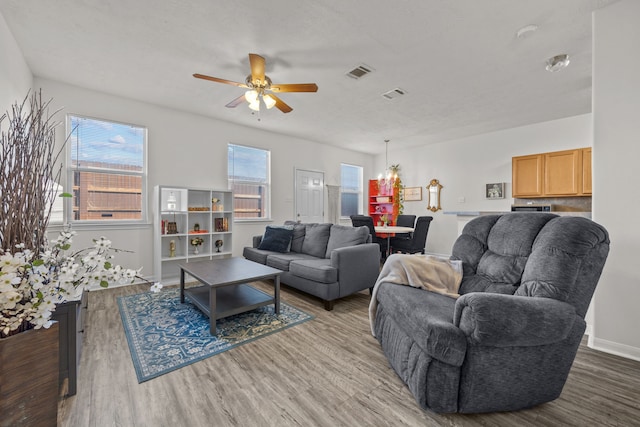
[369,254,463,336]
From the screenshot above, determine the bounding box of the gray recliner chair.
[372,213,610,413]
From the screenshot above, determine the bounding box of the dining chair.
[390,216,433,254]
[350,215,388,260]
[395,214,416,239]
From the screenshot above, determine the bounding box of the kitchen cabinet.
[512,154,544,197]
[512,148,591,198]
[544,149,581,196]
[582,147,592,194]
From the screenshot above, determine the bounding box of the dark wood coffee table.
[179,257,282,336]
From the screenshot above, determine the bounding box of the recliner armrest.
[453,293,577,347]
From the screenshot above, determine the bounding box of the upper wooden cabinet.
[512,148,592,198]
[582,147,592,195]
[512,154,544,197]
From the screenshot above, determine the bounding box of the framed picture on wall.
[486,183,505,199]
[403,187,422,201]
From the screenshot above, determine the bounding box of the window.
[340,163,363,218]
[67,115,147,223]
[228,144,270,220]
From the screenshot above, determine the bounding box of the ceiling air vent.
[382,88,407,100]
[345,64,373,79]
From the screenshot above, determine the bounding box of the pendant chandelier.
[378,139,397,182]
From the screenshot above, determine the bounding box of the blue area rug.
[118,287,313,383]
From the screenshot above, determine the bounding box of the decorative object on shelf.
[403,187,422,201]
[427,179,443,212]
[166,221,178,234]
[486,182,505,199]
[167,192,177,211]
[194,223,200,232]
[215,239,224,253]
[190,237,204,254]
[169,240,176,257]
[212,197,219,211]
[380,214,389,226]
[215,218,229,232]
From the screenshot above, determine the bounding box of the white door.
[295,169,324,223]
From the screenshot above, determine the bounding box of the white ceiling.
[0,0,617,154]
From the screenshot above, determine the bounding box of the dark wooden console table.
[51,290,88,396]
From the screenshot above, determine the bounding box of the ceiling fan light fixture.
[248,100,260,111]
[546,54,570,72]
[244,90,259,103]
[263,94,276,109]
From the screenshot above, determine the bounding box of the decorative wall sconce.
[427,179,442,212]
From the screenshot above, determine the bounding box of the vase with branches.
[0,91,160,339]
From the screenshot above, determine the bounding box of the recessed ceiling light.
[516,24,539,39]
[546,54,571,72]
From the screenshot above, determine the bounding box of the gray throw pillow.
[300,223,332,258]
[325,224,369,257]
[290,223,308,253]
[258,225,294,253]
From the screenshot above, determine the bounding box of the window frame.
[227,143,271,222]
[65,114,148,227]
[340,163,364,219]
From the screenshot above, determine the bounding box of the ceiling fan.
[194,53,318,114]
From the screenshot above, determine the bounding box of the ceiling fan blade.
[193,73,248,88]
[225,95,247,108]
[249,53,266,83]
[266,94,293,113]
[270,83,318,93]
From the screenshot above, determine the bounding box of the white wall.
[374,114,592,255]
[0,11,32,120]
[35,77,374,282]
[591,0,640,360]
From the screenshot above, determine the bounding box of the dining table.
[374,225,414,257]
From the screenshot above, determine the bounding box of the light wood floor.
[58,281,640,427]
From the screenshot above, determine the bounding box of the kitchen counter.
[445,211,592,235]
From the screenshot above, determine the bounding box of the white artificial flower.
[1,226,152,337]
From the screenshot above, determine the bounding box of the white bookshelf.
[153,185,233,284]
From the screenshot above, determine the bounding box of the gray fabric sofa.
[373,213,610,413]
[244,223,381,310]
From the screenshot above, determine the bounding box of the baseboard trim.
[584,323,593,336]
[588,336,640,362]
[90,275,157,291]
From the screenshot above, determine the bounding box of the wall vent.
[382,88,407,99]
[345,64,373,79]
